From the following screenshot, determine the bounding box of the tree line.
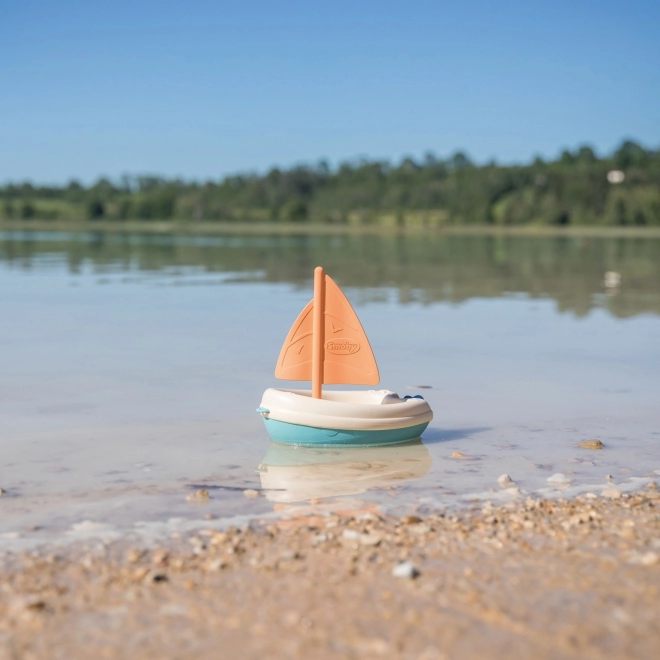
[1,140,659,227]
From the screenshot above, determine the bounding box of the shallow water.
[1,231,659,547]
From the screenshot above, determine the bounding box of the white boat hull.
[257,388,433,446]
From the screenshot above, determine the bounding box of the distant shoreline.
[3,220,660,238]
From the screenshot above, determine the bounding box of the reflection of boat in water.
[257,439,432,502]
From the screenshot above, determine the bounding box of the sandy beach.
[2,486,659,659]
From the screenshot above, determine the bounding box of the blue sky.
[1,0,659,183]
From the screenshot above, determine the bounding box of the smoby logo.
[325,339,360,355]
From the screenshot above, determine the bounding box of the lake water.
[1,230,659,549]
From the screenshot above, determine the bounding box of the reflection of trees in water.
[1,232,659,318]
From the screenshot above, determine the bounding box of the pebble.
[450,451,477,460]
[243,489,259,499]
[0,488,7,497]
[125,549,144,563]
[359,513,380,522]
[204,559,227,571]
[152,549,169,565]
[392,561,420,579]
[408,524,430,535]
[601,488,622,499]
[451,452,478,460]
[339,529,383,546]
[132,567,150,581]
[497,474,514,488]
[547,473,572,485]
[627,552,659,567]
[279,550,301,561]
[9,595,46,613]
[359,533,383,547]
[578,440,604,450]
[400,515,423,525]
[186,489,210,503]
[311,534,328,546]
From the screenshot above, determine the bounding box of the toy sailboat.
[257,267,433,446]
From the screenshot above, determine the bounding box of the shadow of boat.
[257,438,432,503]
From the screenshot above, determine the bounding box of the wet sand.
[2,486,659,659]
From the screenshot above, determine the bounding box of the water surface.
[1,231,659,547]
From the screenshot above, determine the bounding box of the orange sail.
[275,267,380,397]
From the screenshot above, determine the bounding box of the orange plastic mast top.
[311,266,325,398]
[274,266,380,398]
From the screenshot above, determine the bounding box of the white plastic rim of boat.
[259,388,433,431]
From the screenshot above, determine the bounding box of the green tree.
[614,140,648,169]
[88,200,105,219]
[281,198,308,222]
[20,202,35,219]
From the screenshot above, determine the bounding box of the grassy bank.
[3,219,660,238]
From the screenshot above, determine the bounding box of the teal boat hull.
[262,418,430,447]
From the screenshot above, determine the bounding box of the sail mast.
[312,266,325,398]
